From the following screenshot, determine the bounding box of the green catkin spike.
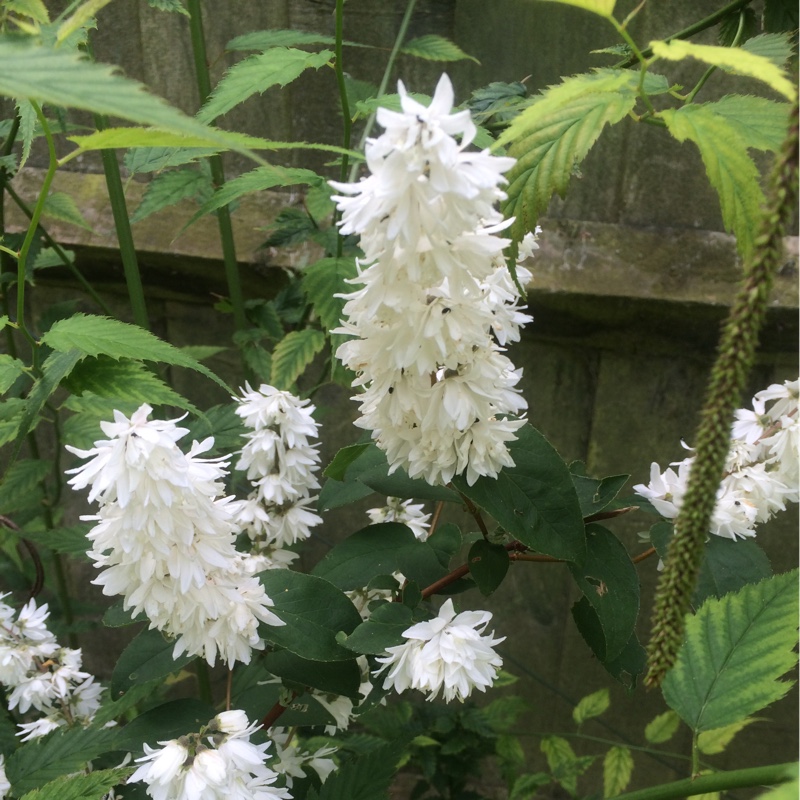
[645,99,799,688]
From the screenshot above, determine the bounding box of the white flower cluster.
[130,710,290,800]
[234,384,322,555]
[331,74,533,487]
[634,379,799,539]
[269,728,337,787]
[0,594,102,741]
[367,496,431,541]
[375,598,504,703]
[67,404,284,668]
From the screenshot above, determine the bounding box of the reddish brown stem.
[584,506,639,523]
[261,692,297,729]
[428,500,444,538]
[633,546,657,564]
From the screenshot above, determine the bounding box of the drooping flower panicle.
[67,404,284,668]
[634,379,799,539]
[331,74,534,487]
[375,598,504,702]
[367,496,431,541]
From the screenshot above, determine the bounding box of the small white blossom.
[367,497,431,541]
[375,598,504,702]
[269,729,337,788]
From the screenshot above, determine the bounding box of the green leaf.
[41,314,230,391]
[270,329,325,389]
[338,601,413,655]
[259,570,363,661]
[302,257,358,332]
[111,627,196,699]
[5,0,50,23]
[198,48,333,123]
[603,746,634,797]
[17,523,91,559]
[324,443,371,481]
[182,164,321,230]
[227,29,337,51]
[468,539,509,596]
[763,0,798,34]
[427,522,461,569]
[698,95,790,153]
[400,35,479,64]
[41,191,92,231]
[540,735,595,795]
[147,0,188,15]
[125,145,220,173]
[499,70,666,242]
[697,718,757,754]
[568,524,639,661]
[16,97,37,171]
[694,535,772,606]
[510,773,553,799]
[662,570,799,732]
[572,687,610,725]
[0,459,49,514]
[0,353,28,393]
[184,402,246,455]
[313,741,400,800]
[93,679,161,726]
[452,424,586,562]
[661,103,764,258]
[18,767,133,800]
[742,32,795,67]
[0,37,260,158]
[312,522,447,591]
[537,0,615,16]
[264,649,362,698]
[5,726,118,795]
[114,698,215,753]
[62,392,139,450]
[63,356,199,415]
[571,472,629,518]
[650,39,795,100]
[130,167,212,223]
[0,398,27,447]
[644,710,681,743]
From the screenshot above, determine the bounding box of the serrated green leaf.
[182,164,321,231]
[0,398,27,447]
[198,47,333,123]
[697,718,757,754]
[537,0,615,16]
[56,0,114,44]
[147,0,188,15]
[184,402,245,456]
[227,28,337,51]
[130,167,212,223]
[41,191,93,231]
[63,355,199,415]
[313,741,400,800]
[5,726,118,795]
[573,687,610,725]
[650,39,795,100]
[0,353,28,393]
[111,627,195,699]
[499,69,665,241]
[700,96,790,152]
[270,328,325,389]
[693,534,772,606]
[0,459,47,516]
[41,314,230,391]
[452,423,586,562]
[68,127,264,153]
[5,0,50,23]
[662,571,799,732]
[763,0,799,34]
[16,523,91,559]
[540,735,595,794]
[661,103,764,257]
[124,145,220,173]
[16,97,37,171]
[18,766,133,800]
[61,392,139,450]
[259,571,363,661]
[603,746,633,797]
[644,709,681,743]
[400,35,479,64]
[312,522,446,591]
[742,32,795,67]
[510,773,552,799]
[302,257,358,332]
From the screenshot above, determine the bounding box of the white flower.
[331,73,532,487]
[269,729,337,788]
[67,404,284,669]
[375,598,504,702]
[367,497,431,541]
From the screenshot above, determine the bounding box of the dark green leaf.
[0,459,49,514]
[259,571,363,661]
[763,0,798,32]
[468,539,509,596]
[102,602,146,628]
[261,206,316,248]
[114,698,216,753]
[694,535,773,606]
[265,649,362,697]
[313,523,447,591]
[146,0,188,15]
[571,472,629,518]
[17,523,91,559]
[718,8,757,47]
[93,679,162,726]
[313,741,401,800]
[453,424,586,562]
[568,524,639,661]
[185,402,245,456]
[324,443,371,481]
[427,522,461,569]
[339,602,414,655]
[111,627,196,699]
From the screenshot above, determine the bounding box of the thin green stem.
[609,17,655,116]
[187,0,246,332]
[334,0,351,258]
[347,0,418,182]
[691,730,700,776]
[617,0,755,67]
[608,762,796,800]
[3,183,112,315]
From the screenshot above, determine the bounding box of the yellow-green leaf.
[573,687,610,725]
[650,39,795,101]
[697,718,758,754]
[270,329,325,390]
[644,710,681,743]
[536,0,615,17]
[56,0,114,44]
[42,191,93,231]
[4,0,49,23]
[401,35,479,64]
[603,746,633,797]
[0,354,28,394]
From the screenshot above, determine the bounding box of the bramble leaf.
[301,257,358,332]
[270,329,326,389]
[603,746,633,797]
[130,167,213,223]
[0,353,28,393]
[42,192,93,231]
[17,766,133,800]
[573,687,610,725]
[401,35,479,63]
